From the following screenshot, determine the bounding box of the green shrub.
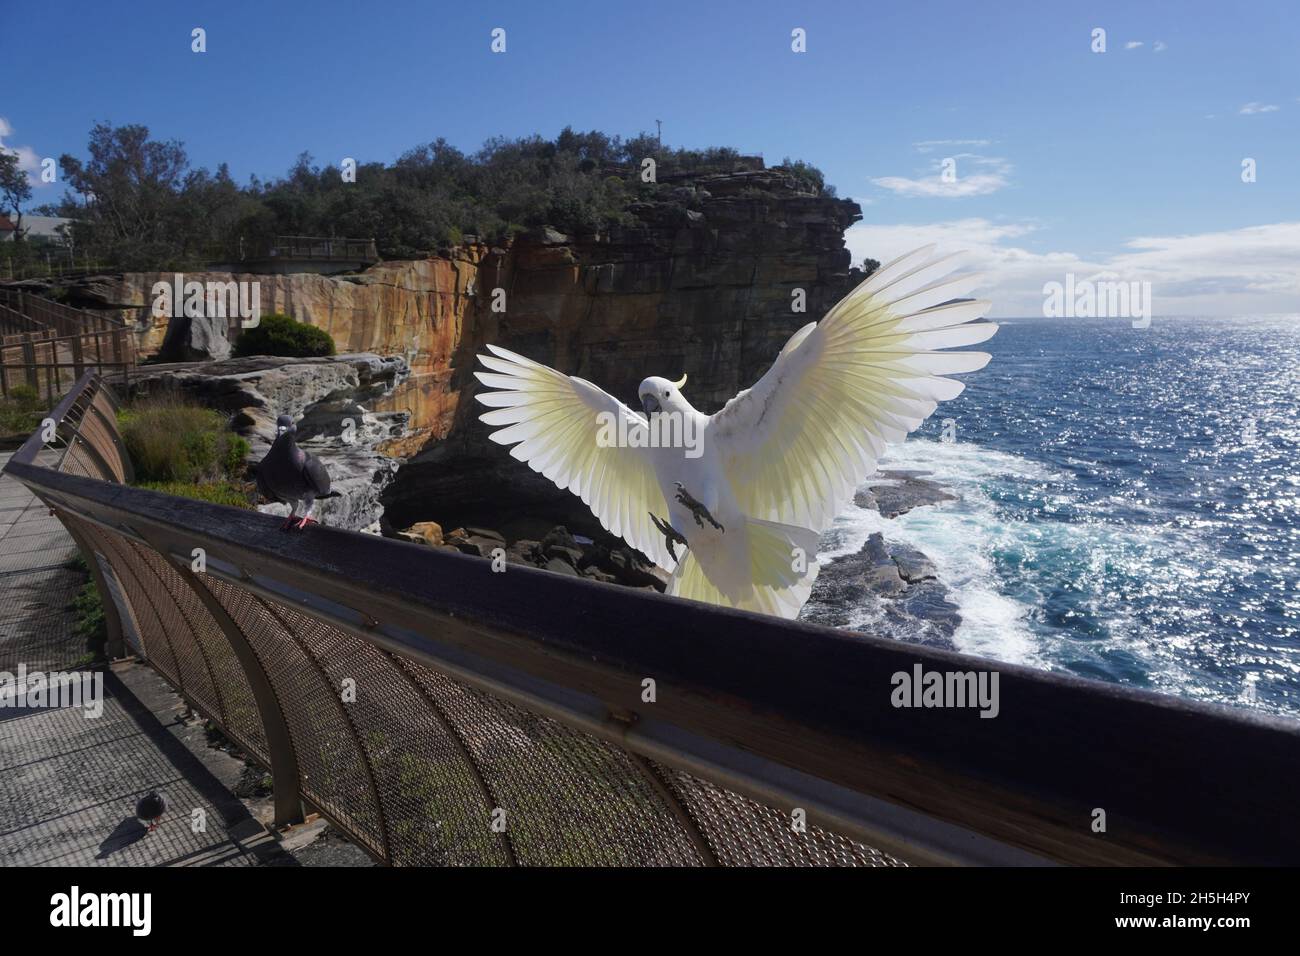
[6,384,39,402]
[71,579,107,648]
[136,479,253,508]
[232,313,336,359]
[118,396,250,484]
[0,384,46,436]
[59,554,106,660]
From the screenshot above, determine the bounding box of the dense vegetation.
[0,384,46,436]
[232,312,336,359]
[118,396,255,508]
[118,397,250,484]
[29,124,836,269]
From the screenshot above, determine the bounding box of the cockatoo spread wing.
[473,344,677,570]
[709,246,997,534]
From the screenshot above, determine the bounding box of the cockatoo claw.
[673,483,724,532]
[648,511,688,562]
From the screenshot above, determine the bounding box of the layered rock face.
[389,167,865,534]
[128,353,410,530]
[66,163,864,539]
[65,258,474,456]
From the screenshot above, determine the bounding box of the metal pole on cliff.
[656,119,662,148]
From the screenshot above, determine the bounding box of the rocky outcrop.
[390,520,670,592]
[63,257,473,450]
[128,353,409,530]
[854,470,958,518]
[159,311,231,362]
[801,471,961,648]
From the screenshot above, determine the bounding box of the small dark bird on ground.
[135,790,166,833]
[254,414,336,530]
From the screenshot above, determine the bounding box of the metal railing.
[6,373,1300,866]
[0,288,125,335]
[269,236,379,262]
[0,310,134,401]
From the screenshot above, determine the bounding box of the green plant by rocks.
[135,479,253,508]
[232,312,336,359]
[118,396,250,484]
[0,384,46,436]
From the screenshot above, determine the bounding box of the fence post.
[168,561,306,828]
[71,334,85,382]
[21,336,37,392]
[118,330,131,394]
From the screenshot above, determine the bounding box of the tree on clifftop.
[56,123,191,267]
[44,122,842,267]
[0,150,32,240]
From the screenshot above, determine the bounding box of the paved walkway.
[0,451,82,673]
[0,451,296,866]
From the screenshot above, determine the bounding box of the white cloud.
[1239,102,1279,115]
[1153,40,1167,52]
[871,155,1011,199]
[0,117,45,187]
[845,218,1300,317]
[1125,41,1144,49]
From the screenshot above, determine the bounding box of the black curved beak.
[641,395,661,415]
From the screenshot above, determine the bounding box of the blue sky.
[4,0,1298,315]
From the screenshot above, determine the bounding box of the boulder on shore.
[803,468,962,647]
[386,521,669,593]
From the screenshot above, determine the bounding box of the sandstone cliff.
[66,163,864,537]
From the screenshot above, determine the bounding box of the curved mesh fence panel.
[196,575,388,859]
[18,374,910,867]
[79,523,185,690]
[263,603,514,866]
[127,540,269,763]
[651,762,905,867]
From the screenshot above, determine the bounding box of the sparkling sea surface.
[815,315,1300,718]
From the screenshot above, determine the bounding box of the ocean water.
[818,316,1300,718]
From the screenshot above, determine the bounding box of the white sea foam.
[819,439,1046,666]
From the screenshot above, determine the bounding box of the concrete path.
[0,451,299,866]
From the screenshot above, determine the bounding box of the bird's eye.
[663,390,669,397]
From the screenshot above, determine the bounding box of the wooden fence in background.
[0,291,133,401]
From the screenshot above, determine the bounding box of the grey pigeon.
[255,414,334,530]
[135,790,165,832]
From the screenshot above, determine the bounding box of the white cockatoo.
[473,246,997,619]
